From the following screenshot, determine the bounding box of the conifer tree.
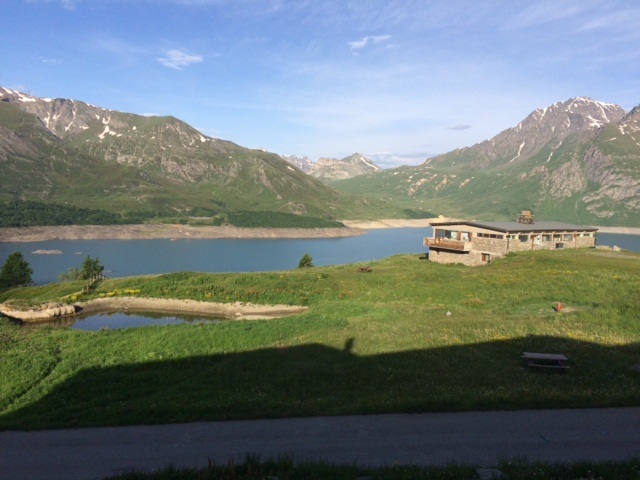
[0,252,33,288]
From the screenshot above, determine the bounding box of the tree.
[0,252,33,288]
[81,256,104,280]
[297,253,314,268]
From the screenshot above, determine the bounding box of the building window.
[553,234,562,241]
[478,233,504,239]
[519,234,529,242]
[481,253,491,263]
[563,233,572,241]
[542,234,551,242]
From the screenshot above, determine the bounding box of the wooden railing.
[423,238,472,251]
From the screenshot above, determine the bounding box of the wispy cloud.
[445,124,471,130]
[30,0,76,10]
[348,35,392,55]
[157,49,204,70]
[40,57,63,65]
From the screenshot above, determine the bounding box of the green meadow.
[0,249,639,430]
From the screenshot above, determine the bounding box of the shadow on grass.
[1,335,639,430]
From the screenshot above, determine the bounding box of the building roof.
[429,220,598,233]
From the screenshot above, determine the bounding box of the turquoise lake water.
[2,228,638,330]
[1,228,638,286]
[0,228,431,285]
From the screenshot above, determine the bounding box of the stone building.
[424,213,597,266]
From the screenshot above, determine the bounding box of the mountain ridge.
[0,87,402,224]
[332,97,640,226]
[281,152,381,181]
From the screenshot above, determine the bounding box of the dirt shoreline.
[0,224,365,243]
[0,297,309,322]
[77,297,308,320]
[1,220,639,243]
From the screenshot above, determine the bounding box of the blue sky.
[3,0,639,167]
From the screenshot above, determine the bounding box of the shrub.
[297,253,314,268]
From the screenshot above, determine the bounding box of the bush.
[57,267,82,282]
[297,253,314,268]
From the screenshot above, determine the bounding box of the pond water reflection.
[39,311,223,331]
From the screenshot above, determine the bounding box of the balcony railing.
[424,238,472,252]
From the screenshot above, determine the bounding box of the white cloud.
[30,0,76,10]
[348,34,392,53]
[445,124,471,130]
[157,49,204,70]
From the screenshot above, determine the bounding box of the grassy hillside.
[0,97,410,225]
[1,249,638,430]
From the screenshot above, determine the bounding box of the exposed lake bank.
[1,219,639,243]
[0,223,364,243]
[342,219,640,235]
[0,297,308,322]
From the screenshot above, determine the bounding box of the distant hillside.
[309,153,380,182]
[0,88,404,225]
[281,153,380,181]
[280,154,314,173]
[333,98,640,226]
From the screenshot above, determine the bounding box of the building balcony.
[424,238,472,252]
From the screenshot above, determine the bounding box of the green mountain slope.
[0,88,402,224]
[333,98,640,226]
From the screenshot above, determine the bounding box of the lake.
[0,228,430,285]
[1,228,638,285]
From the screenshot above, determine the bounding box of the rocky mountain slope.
[281,153,380,182]
[332,97,640,226]
[0,87,394,222]
[280,154,314,173]
[307,153,380,182]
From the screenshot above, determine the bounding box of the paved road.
[1,407,639,480]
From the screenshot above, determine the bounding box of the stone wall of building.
[427,226,597,267]
[428,249,490,267]
[470,237,509,255]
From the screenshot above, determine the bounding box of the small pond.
[34,311,224,331]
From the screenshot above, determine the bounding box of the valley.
[1,88,639,228]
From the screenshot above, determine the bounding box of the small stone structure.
[425,213,597,266]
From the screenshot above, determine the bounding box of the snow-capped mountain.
[332,97,640,225]
[0,87,384,220]
[307,153,380,182]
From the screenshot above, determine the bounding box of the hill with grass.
[332,98,640,226]
[0,249,638,430]
[0,87,403,226]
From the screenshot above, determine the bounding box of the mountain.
[308,153,380,182]
[0,87,400,224]
[332,97,640,226]
[281,152,381,182]
[280,155,314,173]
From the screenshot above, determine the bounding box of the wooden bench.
[522,352,570,370]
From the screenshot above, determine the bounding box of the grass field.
[0,249,639,431]
[104,457,640,480]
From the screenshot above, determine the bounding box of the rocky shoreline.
[1,220,639,243]
[0,297,308,323]
[0,224,365,243]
